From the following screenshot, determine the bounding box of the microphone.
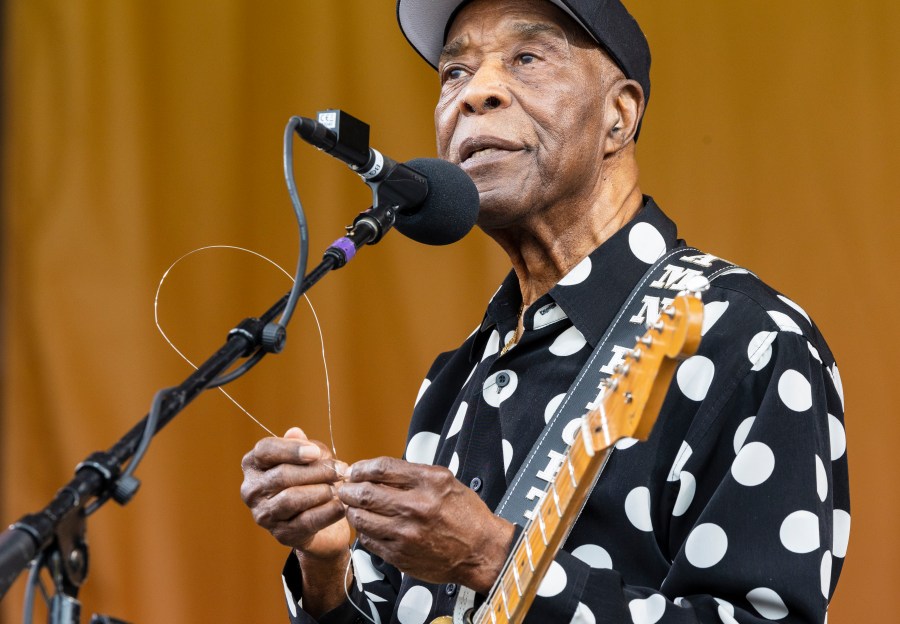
[296,110,480,246]
[396,158,479,246]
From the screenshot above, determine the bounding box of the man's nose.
[458,61,512,115]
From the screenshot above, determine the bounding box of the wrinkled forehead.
[440,15,576,63]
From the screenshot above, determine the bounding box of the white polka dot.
[629,593,666,624]
[352,549,385,586]
[562,417,583,445]
[732,416,756,453]
[545,393,565,424]
[571,544,613,569]
[673,472,696,517]
[667,441,693,481]
[685,523,728,568]
[833,509,851,558]
[780,510,820,553]
[503,330,516,350]
[674,597,686,607]
[365,590,387,603]
[807,341,822,363]
[768,310,803,334]
[282,575,298,617]
[462,364,477,389]
[447,402,468,438]
[629,222,666,264]
[502,439,514,474]
[830,364,844,409]
[715,599,738,624]
[569,602,596,624]
[482,330,501,361]
[676,356,715,401]
[777,370,813,412]
[481,370,518,407]
[731,442,775,487]
[534,302,568,329]
[414,379,431,406]
[746,587,789,620]
[625,487,653,532]
[558,257,592,286]
[701,301,729,336]
[778,295,811,325]
[616,437,639,450]
[550,326,587,356]
[397,585,433,624]
[405,431,440,465]
[747,331,777,371]
[815,455,827,502]
[536,560,567,597]
[820,551,832,599]
[827,414,846,461]
[448,452,459,476]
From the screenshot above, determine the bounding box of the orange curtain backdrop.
[1,1,896,622]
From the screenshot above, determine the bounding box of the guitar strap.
[452,247,741,623]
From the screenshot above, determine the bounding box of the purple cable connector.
[329,236,358,264]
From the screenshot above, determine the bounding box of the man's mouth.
[459,136,524,165]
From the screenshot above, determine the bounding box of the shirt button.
[496,372,510,388]
[469,476,482,492]
[445,583,457,596]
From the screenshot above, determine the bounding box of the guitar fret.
[537,513,548,545]
[566,456,577,487]
[500,585,510,619]
[490,608,497,624]
[524,537,535,571]
[511,559,523,596]
[580,417,595,457]
[551,483,562,517]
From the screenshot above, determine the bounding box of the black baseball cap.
[396,0,651,111]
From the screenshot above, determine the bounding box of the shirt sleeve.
[521,328,848,623]
[281,547,402,624]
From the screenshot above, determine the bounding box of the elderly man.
[240,1,849,623]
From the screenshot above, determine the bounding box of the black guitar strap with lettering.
[494,247,739,524]
[451,248,742,622]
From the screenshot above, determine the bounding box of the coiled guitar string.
[153,245,336,458]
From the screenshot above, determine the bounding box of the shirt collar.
[474,197,682,356]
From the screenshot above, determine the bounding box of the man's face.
[435,0,613,229]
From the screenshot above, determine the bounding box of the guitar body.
[427,292,704,624]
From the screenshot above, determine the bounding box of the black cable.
[277,116,310,327]
[21,551,45,624]
[205,116,311,388]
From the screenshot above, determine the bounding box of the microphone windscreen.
[395,158,480,246]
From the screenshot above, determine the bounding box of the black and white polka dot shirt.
[283,198,849,624]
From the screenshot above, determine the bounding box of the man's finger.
[254,483,337,524]
[347,456,426,487]
[250,436,323,469]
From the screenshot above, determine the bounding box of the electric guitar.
[433,289,704,624]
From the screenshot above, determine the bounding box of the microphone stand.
[0,202,399,622]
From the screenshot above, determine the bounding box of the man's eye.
[442,67,466,82]
[518,53,537,65]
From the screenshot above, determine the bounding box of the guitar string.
[156,245,379,621]
[153,245,338,460]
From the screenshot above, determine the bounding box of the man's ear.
[603,79,645,154]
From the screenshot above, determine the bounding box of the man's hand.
[240,427,351,617]
[338,457,515,594]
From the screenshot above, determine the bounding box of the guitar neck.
[474,418,615,624]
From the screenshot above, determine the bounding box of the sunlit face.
[435,0,614,229]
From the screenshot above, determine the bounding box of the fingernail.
[298,444,321,461]
[335,461,350,478]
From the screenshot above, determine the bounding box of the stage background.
[2,1,895,621]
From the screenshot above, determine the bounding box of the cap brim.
[397,0,597,69]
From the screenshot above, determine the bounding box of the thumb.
[283,427,308,441]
